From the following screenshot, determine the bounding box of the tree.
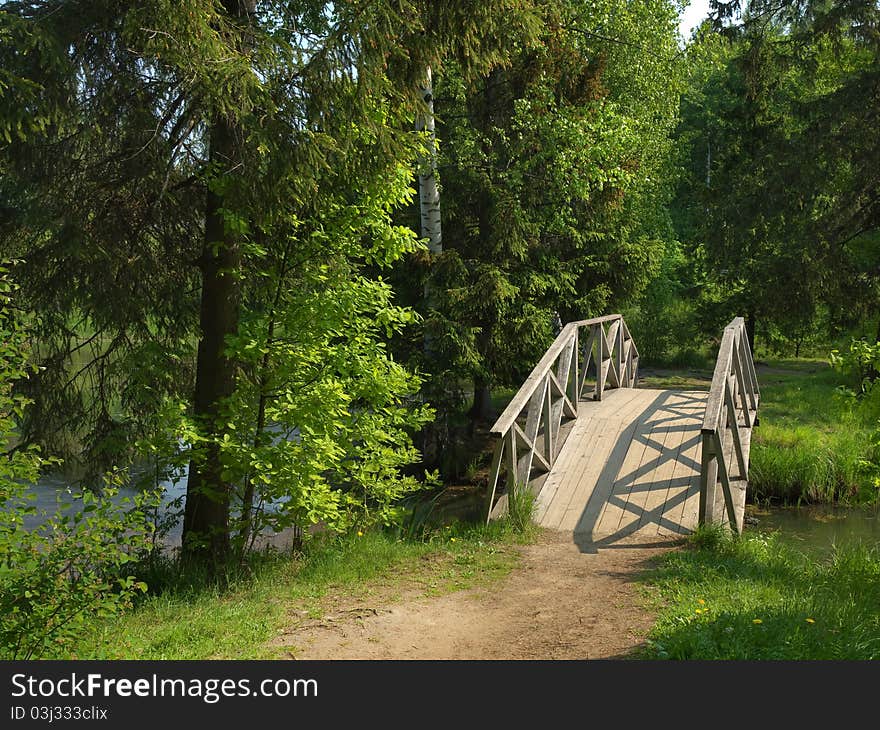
[673,0,880,353]
[396,0,682,442]
[0,0,552,567]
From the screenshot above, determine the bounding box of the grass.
[638,526,880,659]
[64,516,534,660]
[748,358,880,504]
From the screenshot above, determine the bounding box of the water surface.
[747,503,880,554]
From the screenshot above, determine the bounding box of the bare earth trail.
[277,530,682,660]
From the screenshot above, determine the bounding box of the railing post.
[569,327,579,415]
[505,428,518,495]
[596,323,605,401]
[698,432,715,526]
[485,437,505,523]
[543,376,554,463]
[617,315,624,389]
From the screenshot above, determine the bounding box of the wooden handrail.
[491,315,626,436]
[485,314,639,521]
[698,316,760,533]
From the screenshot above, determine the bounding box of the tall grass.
[748,359,880,504]
[505,483,538,535]
[639,528,880,659]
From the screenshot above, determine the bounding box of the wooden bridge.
[485,315,760,547]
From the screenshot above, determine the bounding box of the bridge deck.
[533,387,750,546]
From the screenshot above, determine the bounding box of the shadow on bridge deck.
[532,387,734,554]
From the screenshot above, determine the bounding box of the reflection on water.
[24,462,298,551]
[24,464,189,545]
[747,503,880,554]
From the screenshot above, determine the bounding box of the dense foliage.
[666,0,880,357]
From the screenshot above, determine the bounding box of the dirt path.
[275,530,682,660]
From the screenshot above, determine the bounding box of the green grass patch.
[636,368,713,391]
[63,518,531,660]
[749,359,879,504]
[638,527,880,659]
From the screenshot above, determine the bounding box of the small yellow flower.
[450,537,456,542]
[698,599,706,605]
[805,618,815,624]
[357,530,363,537]
[752,619,763,624]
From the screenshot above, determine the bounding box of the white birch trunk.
[416,66,442,255]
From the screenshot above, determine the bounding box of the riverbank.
[638,525,880,659]
[65,519,532,660]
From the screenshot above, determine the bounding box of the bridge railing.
[485,314,639,520]
[699,316,760,533]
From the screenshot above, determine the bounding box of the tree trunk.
[418,66,442,365]
[416,66,442,256]
[182,0,253,567]
[470,377,492,425]
[182,114,241,567]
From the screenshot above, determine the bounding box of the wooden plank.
[738,326,761,401]
[569,326,579,416]
[484,437,505,523]
[613,424,669,535]
[548,369,578,420]
[540,417,605,529]
[621,318,639,358]
[542,377,553,468]
[635,425,679,531]
[505,428,518,492]
[713,431,739,532]
[535,388,708,537]
[657,424,704,536]
[556,334,575,395]
[621,339,633,387]
[724,385,748,480]
[572,419,640,536]
[513,422,552,474]
[605,319,621,388]
[702,328,736,433]
[523,380,545,445]
[578,326,597,398]
[594,414,656,536]
[610,387,657,421]
[537,388,646,526]
[558,417,629,531]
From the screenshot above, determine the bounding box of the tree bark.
[182,0,253,568]
[418,66,442,364]
[416,66,442,256]
[470,376,493,425]
[182,114,241,567]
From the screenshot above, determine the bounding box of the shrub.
[0,264,155,658]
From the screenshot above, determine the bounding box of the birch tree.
[416,66,442,256]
